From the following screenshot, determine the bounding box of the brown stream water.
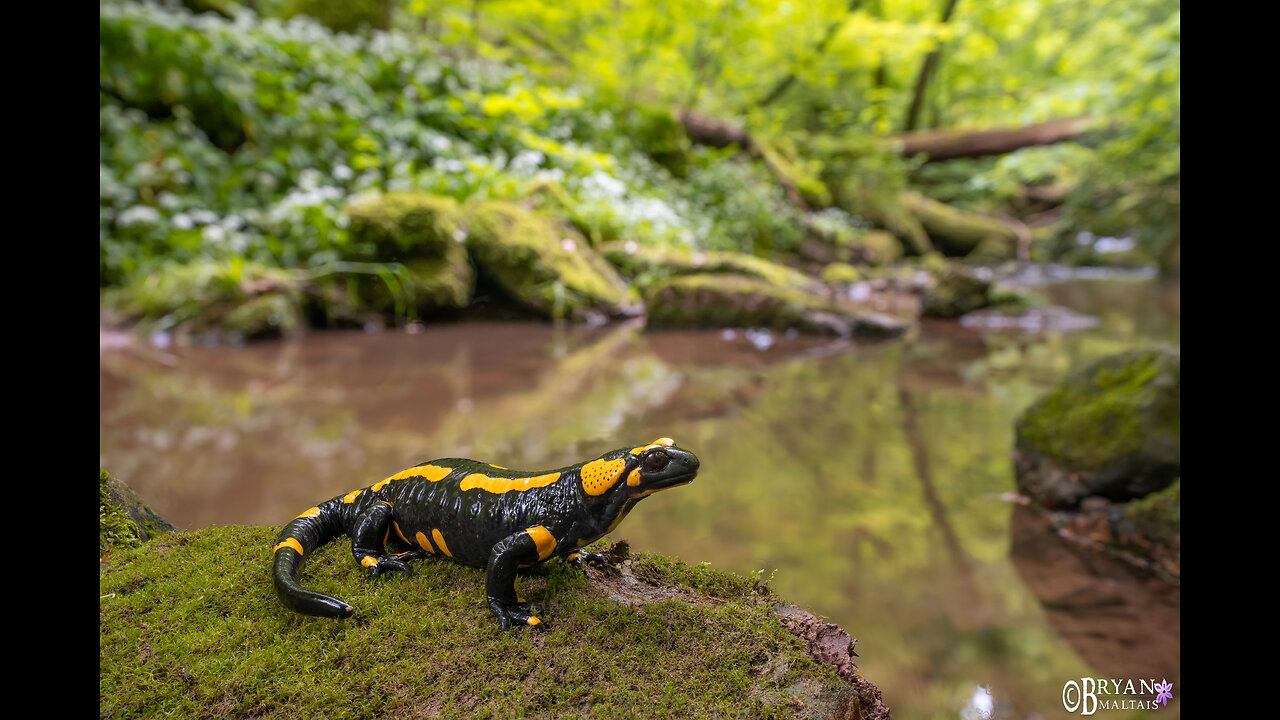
[99,275,1180,720]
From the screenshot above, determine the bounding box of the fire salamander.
[272,438,698,630]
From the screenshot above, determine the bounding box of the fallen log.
[889,117,1094,162]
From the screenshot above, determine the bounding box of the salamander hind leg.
[485,531,551,631]
[350,502,428,579]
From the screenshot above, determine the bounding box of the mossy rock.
[1014,347,1180,509]
[99,526,890,719]
[101,259,305,341]
[920,263,992,318]
[463,200,638,321]
[799,226,903,268]
[645,273,908,338]
[347,192,464,260]
[100,468,175,555]
[820,262,864,285]
[331,193,476,319]
[602,242,820,295]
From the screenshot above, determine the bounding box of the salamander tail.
[271,509,354,619]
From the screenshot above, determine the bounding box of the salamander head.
[623,438,699,498]
[578,438,700,499]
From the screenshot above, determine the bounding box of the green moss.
[602,243,818,295]
[820,262,863,285]
[100,469,143,553]
[1123,478,1180,544]
[325,193,478,319]
[347,192,463,260]
[464,200,634,320]
[624,106,694,179]
[853,229,905,266]
[921,263,992,318]
[987,284,1047,309]
[100,526,853,719]
[102,259,305,340]
[755,138,832,208]
[1018,348,1180,471]
[901,192,1021,259]
[645,274,815,331]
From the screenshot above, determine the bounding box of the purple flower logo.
[1154,680,1173,707]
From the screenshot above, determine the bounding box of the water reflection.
[100,279,1178,720]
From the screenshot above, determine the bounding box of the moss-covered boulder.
[100,469,175,555]
[799,225,904,268]
[645,273,909,338]
[820,262,864,285]
[602,242,822,295]
[1014,347,1180,509]
[340,192,475,319]
[100,527,891,719]
[463,200,639,321]
[101,259,305,341]
[920,263,993,318]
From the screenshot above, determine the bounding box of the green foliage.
[280,0,391,33]
[411,0,1178,257]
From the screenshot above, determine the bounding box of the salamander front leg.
[562,550,613,568]
[350,502,427,578]
[485,532,546,631]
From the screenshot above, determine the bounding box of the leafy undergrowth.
[100,526,857,719]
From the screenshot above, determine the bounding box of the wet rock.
[959,305,1099,333]
[1013,347,1180,509]
[602,242,821,295]
[921,263,992,318]
[644,273,909,338]
[100,468,176,555]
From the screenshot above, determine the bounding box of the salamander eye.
[643,450,670,471]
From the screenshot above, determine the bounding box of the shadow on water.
[100,277,1178,720]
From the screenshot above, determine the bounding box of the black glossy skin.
[272,439,699,630]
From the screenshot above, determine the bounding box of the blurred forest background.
[100,0,1179,329]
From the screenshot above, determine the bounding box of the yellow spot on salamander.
[394,522,411,545]
[432,529,453,557]
[415,531,435,554]
[295,507,321,519]
[629,437,675,455]
[527,617,540,626]
[342,489,362,503]
[273,538,304,555]
[371,478,393,492]
[360,556,378,568]
[581,458,626,496]
[626,468,641,487]
[387,464,454,483]
[489,463,507,469]
[526,526,557,561]
[460,472,561,494]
